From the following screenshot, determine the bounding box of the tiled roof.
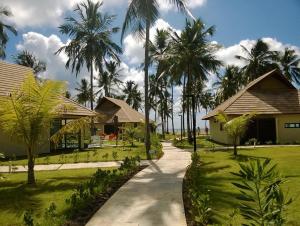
[0,61,96,117]
[95,97,145,123]
[203,69,300,119]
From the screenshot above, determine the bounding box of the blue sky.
[2,0,300,128]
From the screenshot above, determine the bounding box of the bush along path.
[22,157,144,226]
[86,142,191,226]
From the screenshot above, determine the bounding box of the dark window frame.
[284,123,300,129]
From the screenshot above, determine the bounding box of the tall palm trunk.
[144,19,151,157]
[90,61,94,110]
[160,83,165,139]
[27,147,35,184]
[186,66,192,143]
[171,85,175,135]
[182,75,186,137]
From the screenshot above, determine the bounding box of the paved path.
[0,160,157,173]
[86,142,191,226]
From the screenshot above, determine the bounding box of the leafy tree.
[214,65,242,102]
[57,0,122,110]
[167,19,222,143]
[122,80,142,111]
[215,111,255,156]
[13,50,46,75]
[0,5,17,59]
[122,123,139,147]
[276,47,300,85]
[98,61,123,97]
[0,74,66,184]
[232,159,292,225]
[121,0,191,156]
[75,78,91,107]
[236,39,278,84]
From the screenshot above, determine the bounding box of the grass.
[0,141,162,166]
[173,136,224,150]
[0,168,103,225]
[185,146,300,225]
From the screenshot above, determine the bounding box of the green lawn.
[173,136,224,150]
[0,142,162,166]
[0,168,102,225]
[189,146,300,225]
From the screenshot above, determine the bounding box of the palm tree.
[277,48,300,85]
[236,39,278,84]
[214,65,242,102]
[122,80,142,111]
[167,19,222,143]
[0,74,66,184]
[0,6,17,59]
[121,0,192,155]
[98,61,123,97]
[199,91,214,133]
[13,50,46,75]
[56,0,122,110]
[76,78,90,107]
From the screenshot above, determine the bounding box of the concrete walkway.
[0,160,157,173]
[86,142,191,226]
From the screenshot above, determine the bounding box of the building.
[203,69,300,145]
[0,61,96,156]
[95,96,145,134]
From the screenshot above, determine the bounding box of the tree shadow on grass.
[189,162,241,224]
[231,154,269,162]
[0,176,87,218]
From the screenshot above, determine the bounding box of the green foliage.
[23,209,34,226]
[215,111,255,155]
[232,159,292,225]
[43,202,65,226]
[65,157,139,218]
[189,190,212,225]
[186,152,213,225]
[122,123,139,146]
[112,151,118,160]
[102,153,109,161]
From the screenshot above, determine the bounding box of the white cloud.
[123,18,179,65]
[158,0,206,12]
[216,37,300,68]
[16,31,89,95]
[2,0,127,28]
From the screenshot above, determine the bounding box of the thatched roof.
[203,69,300,119]
[0,61,96,117]
[95,97,145,123]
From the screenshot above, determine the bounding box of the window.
[285,123,300,128]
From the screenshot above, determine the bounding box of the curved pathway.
[86,142,191,226]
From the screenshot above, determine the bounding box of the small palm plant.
[0,73,65,184]
[215,111,255,156]
[122,123,139,147]
[232,159,292,226]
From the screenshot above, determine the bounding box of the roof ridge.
[63,97,96,113]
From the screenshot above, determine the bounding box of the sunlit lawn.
[174,136,224,150]
[0,168,104,225]
[193,146,300,225]
[0,141,161,166]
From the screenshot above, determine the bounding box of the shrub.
[112,151,118,160]
[43,202,65,226]
[23,210,34,226]
[232,159,292,225]
[189,190,212,225]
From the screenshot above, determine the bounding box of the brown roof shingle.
[0,61,96,117]
[203,70,300,119]
[96,97,145,123]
